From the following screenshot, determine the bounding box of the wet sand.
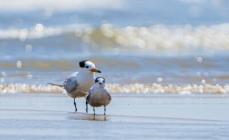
[0,93,229,140]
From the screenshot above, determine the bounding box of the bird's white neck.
[78,69,94,77]
[93,84,105,89]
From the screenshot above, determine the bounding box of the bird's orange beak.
[90,68,102,73]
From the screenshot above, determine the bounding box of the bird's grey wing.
[63,77,78,93]
[105,89,111,101]
[108,93,111,101]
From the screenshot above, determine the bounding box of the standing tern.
[86,77,111,120]
[49,60,101,112]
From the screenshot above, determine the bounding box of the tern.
[86,77,111,120]
[49,60,101,112]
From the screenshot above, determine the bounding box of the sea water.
[0,0,228,94]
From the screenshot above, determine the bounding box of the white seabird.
[86,77,111,120]
[49,60,101,112]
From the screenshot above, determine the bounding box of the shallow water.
[0,54,228,94]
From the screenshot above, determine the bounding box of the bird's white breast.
[89,87,111,106]
[77,72,94,91]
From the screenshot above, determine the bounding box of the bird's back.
[64,76,78,93]
[64,72,94,98]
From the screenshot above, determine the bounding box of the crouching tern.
[86,77,111,120]
[49,60,101,112]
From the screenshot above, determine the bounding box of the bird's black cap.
[79,60,88,68]
[95,77,106,83]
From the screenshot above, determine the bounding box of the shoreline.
[0,93,229,139]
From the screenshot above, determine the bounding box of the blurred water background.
[0,0,228,94]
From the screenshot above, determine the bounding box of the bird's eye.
[85,66,89,68]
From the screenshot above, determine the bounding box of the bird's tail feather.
[47,83,64,87]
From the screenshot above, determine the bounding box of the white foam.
[0,83,228,94]
[16,60,23,69]
[1,23,229,53]
[84,24,229,52]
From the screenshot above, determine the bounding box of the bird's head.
[95,77,106,88]
[79,60,102,73]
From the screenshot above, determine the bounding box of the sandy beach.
[0,93,229,140]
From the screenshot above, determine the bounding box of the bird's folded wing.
[108,93,111,101]
[64,77,78,93]
[105,89,112,101]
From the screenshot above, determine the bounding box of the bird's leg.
[93,107,95,120]
[74,98,77,112]
[86,102,88,113]
[104,105,106,115]
[104,105,106,121]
